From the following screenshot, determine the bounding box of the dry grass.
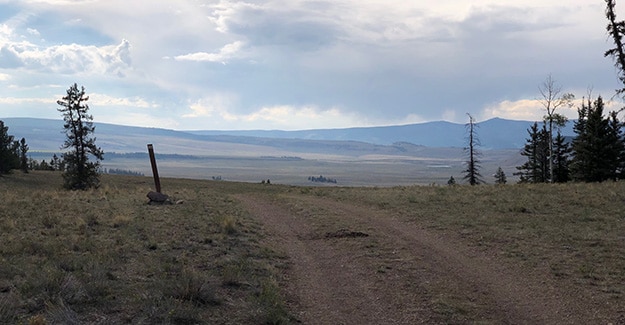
[2,171,625,323]
[0,171,289,324]
[287,182,625,303]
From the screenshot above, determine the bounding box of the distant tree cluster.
[516,95,625,183]
[0,120,28,174]
[28,154,65,171]
[308,175,337,183]
[104,168,144,177]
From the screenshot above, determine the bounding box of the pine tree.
[19,138,28,173]
[494,167,507,184]
[607,110,625,179]
[570,96,624,182]
[463,114,483,185]
[515,122,549,183]
[57,83,104,189]
[551,131,572,183]
[0,120,19,174]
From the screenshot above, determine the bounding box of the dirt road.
[236,193,614,324]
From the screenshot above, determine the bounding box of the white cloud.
[0,23,12,40]
[181,103,384,130]
[0,37,132,76]
[26,28,39,36]
[174,41,244,63]
[480,96,625,122]
[0,73,10,81]
[182,94,238,119]
[0,96,54,105]
[89,93,154,108]
[481,99,546,121]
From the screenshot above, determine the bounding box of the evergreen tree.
[57,83,104,189]
[570,96,624,182]
[19,138,28,173]
[463,114,483,185]
[515,122,549,183]
[0,120,19,174]
[607,110,625,179]
[551,131,572,183]
[494,167,507,184]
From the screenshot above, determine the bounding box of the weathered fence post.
[147,143,161,193]
[146,144,169,204]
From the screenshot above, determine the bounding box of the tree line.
[514,95,625,183]
[308,175,338,184]
[0,120,28,174]
[460,1,625,185]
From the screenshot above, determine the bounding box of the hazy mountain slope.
[0,117,560,156]
[189,117,574,149]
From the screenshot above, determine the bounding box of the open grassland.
[1,172,625,323]
[300,183,625,295]
[0,172,290,324]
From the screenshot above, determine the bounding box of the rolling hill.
[1,117,564,154]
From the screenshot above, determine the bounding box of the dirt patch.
[324,229,369,239]
[236,193,614,324]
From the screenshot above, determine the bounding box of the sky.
[0,0,624,131]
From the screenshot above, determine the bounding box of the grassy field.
[1,171,624,323]
[0,172,291,324]
[309,182,625,290]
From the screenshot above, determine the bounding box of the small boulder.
[147,191,171,204]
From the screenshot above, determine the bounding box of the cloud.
[180,100,420,130]
[0,0,620,132]
[480,96,625,122]
[89,92,154,108]
[26,27,39,36]
[174,41,244,63]
[0,33,132,75]
[0,96,54,105]
[182,94,238,119]
[207,1,342,51]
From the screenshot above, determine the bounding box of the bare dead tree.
[538,75,574,183]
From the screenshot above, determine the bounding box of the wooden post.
[147,144,161,193]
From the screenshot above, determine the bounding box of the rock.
[147,191,171,204]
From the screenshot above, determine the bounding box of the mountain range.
[1,117,570,155]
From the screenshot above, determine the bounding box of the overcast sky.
[0,0,623,130]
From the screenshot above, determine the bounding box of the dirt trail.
[236,194,601,324]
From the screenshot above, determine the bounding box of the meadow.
[1,171,624,323]
[0,172,290,324]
